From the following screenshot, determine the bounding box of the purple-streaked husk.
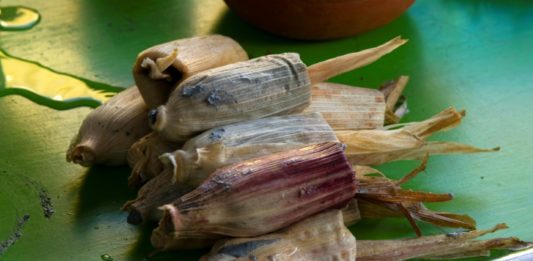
[132,35,249,108]
[160,112,338,185]
[201,210,356,261]
[151,142,357,250]
[127,132,182,188]
[66,86,151,166]
[150,37,407,142]
[336,107,498,165]
[304,82,386,130]
[356,224,532,260]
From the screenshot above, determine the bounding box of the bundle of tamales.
[65,35,530,259]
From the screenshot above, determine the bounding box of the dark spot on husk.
[148,109,158,126]
[206,89,236,106]
[218,239,278,258]
[0,214,30,256]
[182,84,205,97]
[209,128,225,142]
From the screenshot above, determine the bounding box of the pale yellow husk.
[66,86,150,166]
[202,210,356,261]
[133,34,248,108]
[304,82,386,130]
[336,107,498,165]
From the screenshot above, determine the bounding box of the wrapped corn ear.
[356,224,532,260]
[133,34,249,108]
[336,107,498,165]
[304,82,386,130]
[124,113,338,224]
[202,210,356,261]
[354,164,476,234]
[161,112,338,185]
[127,132,182,188]
[150,37,407,141]
[151,142,357,250]
[66,86,151,166]
[380,75,410,124]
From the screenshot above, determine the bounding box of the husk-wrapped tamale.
[203,210,530,261]
[124,113,338,224]
[127,132,182,188]
[151,142,357,250]
[201,210,356,261]
[133,35,249,108]
[66,86,151,166]
[150,37,407,141]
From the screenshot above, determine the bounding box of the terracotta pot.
[224,0,415,40]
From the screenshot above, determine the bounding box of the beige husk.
[159,113,338,185]
[66,86,151,166]
[357,224,531,260]
[336,107,498,165]
[133,34,249,108]
[151,37,407,142]
[201,210,356,261]
[381,75,410,124]
[304,82,386,130]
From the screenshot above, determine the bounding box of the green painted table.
[1,0,532,260]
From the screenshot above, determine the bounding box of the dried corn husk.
[160,112,338,185]
[201,210,356,261]
[354,164,476,234]
[336,107,498,165]
[151,142,356,250]
[122,169,193,225]
[380,75,410,124]
[150,37,407,141]
[304,82,386,130]
[127,132,182,188]
[357,224,531,260]
[124,113,338,225]
[66,86,150,166]
[133,35,248,108]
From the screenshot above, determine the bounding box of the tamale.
[133,35,249,108]
[66,86,150,166]
[201,210,356,261]
[150,37,407,141]
[151,143,356,249]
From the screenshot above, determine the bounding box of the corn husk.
[201,210,356,261]
[380,75,410,124]
[160,112,338,185]
[304,82,386,130]
[66,86,150,166]
[132,35,248,108]
[336,107,498,165]
[127,132,182,188]
[151,142,356,250]
[357,224,531,260]
[354,163,476,234]
[123,113,338,225]
[150,37,407,141]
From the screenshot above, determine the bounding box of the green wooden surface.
[1,0,532,260]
